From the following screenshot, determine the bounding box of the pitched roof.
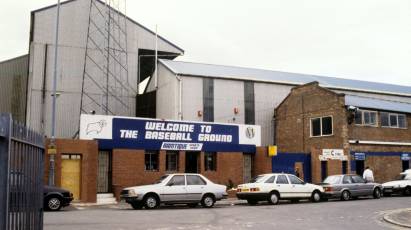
[345,95,411,114]
[159,59,411,97]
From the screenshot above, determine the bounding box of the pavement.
[45,196,411,230]
[383,208,411,228]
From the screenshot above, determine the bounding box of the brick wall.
[365,156,403,183]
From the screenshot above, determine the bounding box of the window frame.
[275,174,290,184]
[381,112,408,129]
[165,151,179,172]
[144,150,159,172]
[310,115,334,137]
[354,109,378,127]
[204,152,217,171]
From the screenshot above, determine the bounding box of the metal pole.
[49,0,61,186]
[154,25,158,89]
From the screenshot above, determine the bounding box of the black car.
[43,185,73,211]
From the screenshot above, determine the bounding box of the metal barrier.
[0,113,44,230]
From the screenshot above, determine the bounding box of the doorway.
[185,152,199,173]
[97,151,112,193]
[61,154,81,200]
[321,161,328,182]
[243,154,253,183]
[342,161,348,174]
[355,160,365,175]
[403,160,410,171]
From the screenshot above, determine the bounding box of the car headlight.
[128,190,137,197]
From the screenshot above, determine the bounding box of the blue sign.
[354,152,366,161]
[401,153,410,161]
[80,115,261,153]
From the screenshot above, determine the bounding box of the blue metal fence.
[272,153,312,182]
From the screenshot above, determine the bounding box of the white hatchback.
[236,173,324,205]
[120,173,227,209]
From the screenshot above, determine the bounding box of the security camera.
[90,110,96,115]
[347,105,358,112]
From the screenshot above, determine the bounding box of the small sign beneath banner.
[401,153,410,161]
[354,152,366,161]
[319,149,348,161]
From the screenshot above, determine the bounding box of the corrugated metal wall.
[0,55,29,122]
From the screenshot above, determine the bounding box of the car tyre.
[373,188,381,199]
[130,202,143,210]
[403,186,411,196]
[143,195,159,209]
[201,194,215,208]
[311,191,322,203]
[247,199,258,205]
[341,190,350,201]
[268,192,280,205]
[45,196,62,211]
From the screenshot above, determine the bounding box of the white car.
[120,173,227,209]
[236,173,324,205]
[382,169,411,196]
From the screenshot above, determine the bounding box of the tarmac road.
[44,196,411,230]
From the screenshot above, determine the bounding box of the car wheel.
[403,186,411,196]
[268,192,279,205]
[187,203,198,208]
[311,191,322,203]
[247,199,258,205]
[46,196,62,211]
[201,194,215,208]
[373,188,381,199]
[130,202,143,210]
[143,195,159,209]
[341,190,350,201]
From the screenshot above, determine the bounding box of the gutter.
[349,140,411,146]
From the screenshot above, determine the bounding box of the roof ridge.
[345,94,411,105]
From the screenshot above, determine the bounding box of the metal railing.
[0,113,44,230]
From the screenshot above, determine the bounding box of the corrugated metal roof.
[159,59,411,96]
[345,95,411,113]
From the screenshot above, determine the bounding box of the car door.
[287,175,311,198]
[342,175,358,196]
[352,175,373,196]
[161,175,187,202]
[275,174,293,198]
[185,175,207,202]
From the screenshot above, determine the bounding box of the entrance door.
[403,160,410,171]
[355,160,365,175]
[97,151,112,193]
[61,154,81,200]
[342,161,348,174]
[321,161,328,182]
[185,152,199,173]
[243,154,253,183]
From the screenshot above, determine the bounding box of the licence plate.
[241,189,250,192]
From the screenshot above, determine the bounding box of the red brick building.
[275,82,411,184]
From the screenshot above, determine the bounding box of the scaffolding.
[80,0,133,116]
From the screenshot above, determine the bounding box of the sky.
[1,0,411,86]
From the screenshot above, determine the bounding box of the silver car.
[120,173,227,209]
[321,174,382,201]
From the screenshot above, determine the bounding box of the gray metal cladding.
[0,55,29,123]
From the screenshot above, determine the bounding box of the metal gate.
[0,113,44,230]
[243,154,253,183]
[97,151,112,193]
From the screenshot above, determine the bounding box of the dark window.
[186,175,207,185]
[354,111,362,125]
[167,175,185,186]
[382,112,407,128]
[204,152,217,171]
[390,114,398,127]
[342,175,352,184]
[166,151,179,171]
[311,118,321,136]
[265,176,276,183]
[203,78,214,122]
[398,114,407,128]
[351,175,365,183]
[311,116,333,137]
[381,112,389,126]
[244,81,255,124]
[322,116,333,135]
[288,175,304,184]
[276,175,289,184]
[145,151,159,171]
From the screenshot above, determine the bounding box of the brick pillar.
[311,147,322,184]
[199,152,205,173]
[178,151,185,173]
[159,150,166,172]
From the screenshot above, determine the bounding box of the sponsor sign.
[79,114,261,152]
[268,145,277,157]
[354,152,366,161]
[401,153,410,161]
[319,149,348,161]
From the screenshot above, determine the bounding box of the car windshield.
[400,174,411,180]
[155,175,169,184]
[249,175,266,183]
[323,176,341,184]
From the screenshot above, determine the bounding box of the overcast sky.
[1,0,410,86]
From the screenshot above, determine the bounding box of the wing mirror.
[167,182,174,186]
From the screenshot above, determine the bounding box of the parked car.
[120,173,227,209]
[43,185,73,211]
[320,174,382,201]
[382,169,411,196]
[236,173,324,205]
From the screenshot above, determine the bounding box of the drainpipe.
[272,110,276,145]
[175,74,182,120]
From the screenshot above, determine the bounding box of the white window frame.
[310,115,333,137]
[381,112,408,129]
[354,109,378,127]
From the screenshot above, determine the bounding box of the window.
[351,175,365,184]
[355,110,377,126]
[310,116,333,137]
[381,112,407,128]
[244,81,255,124]
[203,78,214,122]
[204,152,217,171]
[166,151,179,171]
[167,175,185,186]
[288,175,304,185]
[187,175,207,185]
[276,175,289,184]
[342,176,352,184]
[145,151,159,171]
[265,175,276,183]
